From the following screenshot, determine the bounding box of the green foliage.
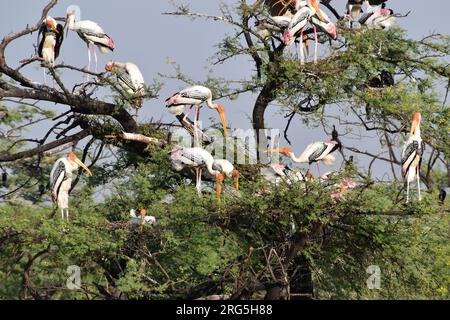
[1,156,448,299]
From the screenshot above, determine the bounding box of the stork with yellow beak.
[105,61,146,117]
[165,86,228,144]
[267,139,341,176]
[65,11,115,74]
[401,112,424,203]
[50,152,93,221]
[170,147,224,201]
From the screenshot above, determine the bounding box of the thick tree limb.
[0,82,138,132]
[0,130,90,162]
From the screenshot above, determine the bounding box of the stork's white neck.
[206,98,215,109]
[66,15,75,30]
[413,122,421,139]
[289,152,307,163]
[205,161,219,176]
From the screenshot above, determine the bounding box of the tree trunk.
[264,223,322,300]
[252,84,276,162]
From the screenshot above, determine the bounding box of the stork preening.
[37,16,64,67]
[105,61,145,117]
[50,152,93,221]
[212,159,240,198]
[401,112,424,203]
[170,147,224,200]
[37,16,64,85]
[65,11,115,74]
[165,86,228,144]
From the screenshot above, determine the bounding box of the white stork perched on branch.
[165,86,228,144]
[309,1,337,64]
[105,61,145,115]
[267,138,341,176]
[401,112,424,203]
[170,147,224,200]
[65,11,115,73]
[277,0,337,64]
[50,152,92,221]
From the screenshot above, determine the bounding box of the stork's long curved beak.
[410,120,418,135]
[233,170,239,191]
[266,148,292,156]
[266,149,284,153]
[216,106,228,137]
[310,0,325,21]
[216,173,224,201]
[74,158,93,176]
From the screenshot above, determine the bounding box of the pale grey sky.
[0,0,448,178]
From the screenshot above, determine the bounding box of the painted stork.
[37,16,64,67]
[165,108,213,146]
[279,0,337,64]
[401,112,424,203]
[170,147,224,200]
[165,86,228,143]
[282,1,310,44]
[50,152,93,221]
[359,7,395,29]
[105,61,145,115]
[65,11,115,73]
[267,139,341,176]
[212,159,240,197]
[129,208,156,226]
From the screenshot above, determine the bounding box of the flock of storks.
[31,0,436,222]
